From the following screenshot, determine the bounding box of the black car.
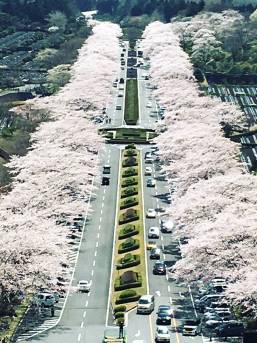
[156,305,173,325]
[102,177,110,186]
[153,261,166,275]
[215,321,244,337]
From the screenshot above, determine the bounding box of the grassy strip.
[124,79,139,125]
[0,298,30,341]
[111,148,147,315]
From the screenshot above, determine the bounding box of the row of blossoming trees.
[0,21,121,305]
[141,22,257,317]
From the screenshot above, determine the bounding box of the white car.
[155,326,170,342]
[35,292,55,307]
[146,208,156,218]
[145,167,152,176]
[148,227,160,239]
[77,280,91,292]
[146,178,156,187]
[146,102,152,108]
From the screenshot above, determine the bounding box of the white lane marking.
[155,290,161,297]
[100,208,103,215]
[87,292,91,297]
[161,236,163,241]
[168,285,171,292]
[96,241,99,248]
[162,244,164,250]
[80,321,84,328]
[91,270,94,276]
[97,233,100,239]
[102,195,105,202]
[98,225,101,231]
[188,284,198,317]
[78,333,81,342]
[93,260,96,266]
[135,330,141,337]
[83,310,87,318]
[163,253,166,260]
[103,188,106,194]
[85,300,88,307]
[95,251,97,257]
[99,217,102,223]
[169,297,173,304]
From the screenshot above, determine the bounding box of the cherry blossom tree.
[142,21,257,314]
[0,21,121,301]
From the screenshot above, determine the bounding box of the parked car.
[118,92,123,97]
[196,294,225,312]
[160,218,174,233]
[155,326,170,342]
[145,167,152,176]
[103,165,111,174]
[116,105,122,110]
[146,208,157,218]
[147,178,156,187]
[77,280,91,292]
[145,157,154,164]
[147,241,157,250]
[35,292,55,308]
[137,295,155,314]
[182,319,201,336]
[150,248,161,260]
[214,321,244,337]
[156,305,173,325]
[153,261,166,275]
[102,176,110,186]
[148,227,160,239]
[39,289,60,303]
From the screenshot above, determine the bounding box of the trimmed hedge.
[113,305,126,313]
[117,254,140,270]
[120,197,138,210]
[122,167,138,178]
[118,238,140,253]
[114,274,142,291]
[119,209,139,225]
[125,144,136,150]
[115,311,125,319]
[118,224,139,239]
[122,156,138,167]
[124,149,137,157]
[121,177,138,188]
[116,289,141,304]
[121,187,138,198]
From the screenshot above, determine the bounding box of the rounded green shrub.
[120,290,137,299]
[114,305,126,313]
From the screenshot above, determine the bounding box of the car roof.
[140,295,153,301]
[159,305,171,309]
[79,280,88,283]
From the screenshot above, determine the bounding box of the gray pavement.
[17,145,120,343]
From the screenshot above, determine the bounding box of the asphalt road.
[18,145,120,343]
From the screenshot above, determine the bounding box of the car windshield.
[139,299,149,304]
[159,307,171,313]
[184,320,197,326]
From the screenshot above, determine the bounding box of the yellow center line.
[172,316,181,343]
[149,314,154,343]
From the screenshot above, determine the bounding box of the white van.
[137,295,155,314]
